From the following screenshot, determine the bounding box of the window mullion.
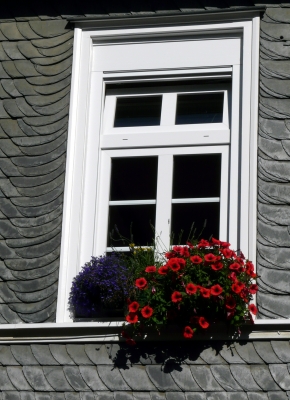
[155,154,173,251]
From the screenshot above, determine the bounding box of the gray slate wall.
[0,3,288,322]
[0,341,289,399]
[0,19,72,323]
[257,6,290,318]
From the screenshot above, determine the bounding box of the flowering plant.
[123,238,258,342]
[69,254,132,318]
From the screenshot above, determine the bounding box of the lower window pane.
[171,202,220,243]
[107,205,156,247]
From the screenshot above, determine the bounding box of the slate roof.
[0,1,288,322]
[257,6,290,318]
[0,340,289,398]
[0,20,72,323]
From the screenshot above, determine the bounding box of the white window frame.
[56,18,261,324]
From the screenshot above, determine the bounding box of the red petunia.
[171,291,182,303]
[249,303,258,315]
[231,282,245,294]
[199,316,210,329]
[200,287,211,298]
[198,239,210,248]
[249,284,258,294]
[173,246,190,258]
[211,262,223,271]
[211,237,221,246]
[135,277,148,289]
[126,312,138,324]
[126,338,136,346]
[204,253,217,263]
[141,305,154,318]
[228,272,237,282]
[158,265,169,275]
[145,266,157,273]
[129,301,140,313]
[168,257,186,272]
[183,326,194,339]
[186,283,198,295]
[225,296,236,310]
[220,241,231,248]
[190,255,203,264]
[229,262,241,271]
[210,284,223,296]
[221,248,233,258]
[165,251,174,259]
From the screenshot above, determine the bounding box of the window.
[57,18,259,322]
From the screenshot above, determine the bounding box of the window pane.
[107,204,156,247]
[173,154,221,198]
[110,157,158,201]
[114,96,162,127]
[176,92,224,124]
[171,203,220,243]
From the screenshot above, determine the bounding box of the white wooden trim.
[57,19,262,325]
[172,198,220,204]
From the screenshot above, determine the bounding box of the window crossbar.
[172,197,220,203]
[109,199,156,205]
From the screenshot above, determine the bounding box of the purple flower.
[69,254,131,318]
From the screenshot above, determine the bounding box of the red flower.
[190,255,203,264]
[228,272,237,282]
[126,313,138,324]
[145,266,156,273]
[200,287,211,298]
[183,326,194,339]
[129,301,139,313]
[204,253,217,263]
[171,291,182,303]
[225,296,236,310]
[158,265,169,275]
[231,282,244,294]
[229,262,241,271]
[135,277,147,289]
[168,257,186,272]
[210,284,223,296]
[221,248,233,258]
[199,316,210,329]
[186,283,198,295]
[211,262,223,271]
[249,303,258,315]
[141,305,154,318]
[220,241,231,248]
[211,237,221,246]
[245,261,254,275]
[121,330,130,339]
[126,338,136,346]
[165,251,174,259]
[198,239,210,248]
[173,246,190,257]
[249,284,258,294]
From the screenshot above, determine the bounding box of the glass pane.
[107,204,156,247]
[110,157,158,201]
[171,203,220,243]
[176,92,224,124]
[173,154,221,198]
[114,96,162,127]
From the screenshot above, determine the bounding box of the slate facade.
[0,1,289,399]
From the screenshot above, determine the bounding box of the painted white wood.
[160,93,177,126]
[172,198,220,203]
[109,200,156,206]
[58,19,261,325]
[93,38,241,72]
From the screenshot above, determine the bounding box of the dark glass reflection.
[176,92,224,124]
[114,96,162,127]
[171,203,220,243]
[110,157,158,201]
[107,205,156,246]
[173,154,221,198]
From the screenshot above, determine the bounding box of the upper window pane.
[110,157,158,201]
[175,92,224,124]
[114,96,162,127]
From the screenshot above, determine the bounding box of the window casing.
[57,19,260,323]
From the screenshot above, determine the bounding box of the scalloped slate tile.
[2,43,26,60]
[210,365,242,391]
[43,366,73,391]
[97,365,130,391]
[119,365,156,391]
[78,366,107,391]
[63,366,91,391]
[66,345,94,366]
[0,366,17,390]
[16,22,42,40]
[189,366,223,392]
[6,366,32,390]
[23,366,53,391]
[29,20,70,38]
[251,365,280,391]
[170,365,201,391]
[49,344,75,365]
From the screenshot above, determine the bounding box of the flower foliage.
[69,254,131,318]
[124,238,258,340]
